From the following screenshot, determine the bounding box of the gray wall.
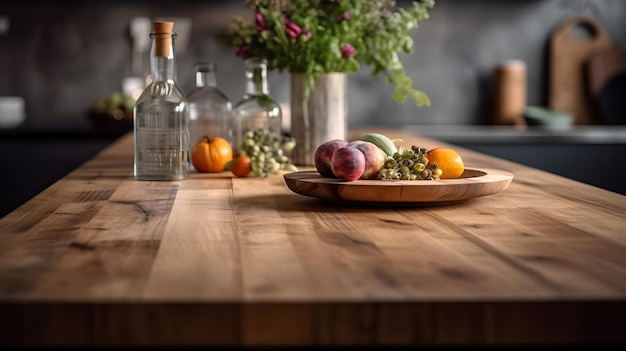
[1,0,625,130]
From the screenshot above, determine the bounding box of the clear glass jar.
[133,22,189,180]
[231,58,282,152]
[188,62,232,150]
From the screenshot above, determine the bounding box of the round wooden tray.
[283,168,514,206]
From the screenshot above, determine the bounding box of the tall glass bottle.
[133,21,189,180]
[232,58,282,151]
[187,62,232,150]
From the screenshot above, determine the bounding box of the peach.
[331,147,365,181]
[314,139,349,177]
[347,141,386,179]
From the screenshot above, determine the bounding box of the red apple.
[331,147,365,181]
[314,139,349,177]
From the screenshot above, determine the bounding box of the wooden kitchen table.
[1,128,625,348]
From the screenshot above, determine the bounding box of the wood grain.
[1,129,626,347]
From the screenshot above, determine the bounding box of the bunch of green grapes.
[378,145,443,180]
[240,129,298,177]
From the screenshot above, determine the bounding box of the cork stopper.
[153,21,174,57]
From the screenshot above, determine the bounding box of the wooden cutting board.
[549,17,613,125]
[587,48,626,124]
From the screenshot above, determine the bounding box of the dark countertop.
[5,122,626,144]
[403,125,626,144]
[0,120,124,218]
[0,118,130,140]
[400,125,626,196]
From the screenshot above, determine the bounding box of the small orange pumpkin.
[191,136,233,173]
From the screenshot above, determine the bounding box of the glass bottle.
[232,58,282,151]
[133,21,189,180]
[187,62,232,150]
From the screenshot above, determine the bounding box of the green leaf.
[214,0,436,107]
[346,59,360,73]
[392,88,408,103]
[402,37,414,53]
[410,90,431,107]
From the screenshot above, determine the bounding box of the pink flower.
[336,12,350,24]
[236,45,251,57]
[341,43,355,59]
[303,31,311,39]
[255,12,266,32]
[284,18,302,38]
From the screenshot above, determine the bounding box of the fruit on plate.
[426,148,465,179]
[314,139,349,177]
[359,132,400,156]
[378,146,465,180]
[331,147,365,181]
[313,133,465,181]
[314,134,394,181]
[90,92,135,118]
[379,145,433,180]
[347,140,386,180]
[191,136,233,173]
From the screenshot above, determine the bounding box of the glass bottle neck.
[195,64,218,88]
[245,60,269,96]
[150,33,176,83]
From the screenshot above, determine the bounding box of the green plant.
[216,0,435,106]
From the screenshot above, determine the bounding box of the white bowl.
[0,96,25,129]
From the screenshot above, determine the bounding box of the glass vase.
[290,73,347,166]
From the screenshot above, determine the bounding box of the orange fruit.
[231,154,252,177]
[426,148,464,179]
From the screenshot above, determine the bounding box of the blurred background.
[1,0,626,216]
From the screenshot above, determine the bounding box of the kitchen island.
[1,128,625,347]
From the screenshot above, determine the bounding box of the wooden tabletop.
[1,128,625,347]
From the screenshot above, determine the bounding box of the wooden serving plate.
[283,168,513,206]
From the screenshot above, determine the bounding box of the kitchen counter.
[0,129,120,218]
[1,128,625,347]
[404,125,626,144]
[404,125,626,196]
